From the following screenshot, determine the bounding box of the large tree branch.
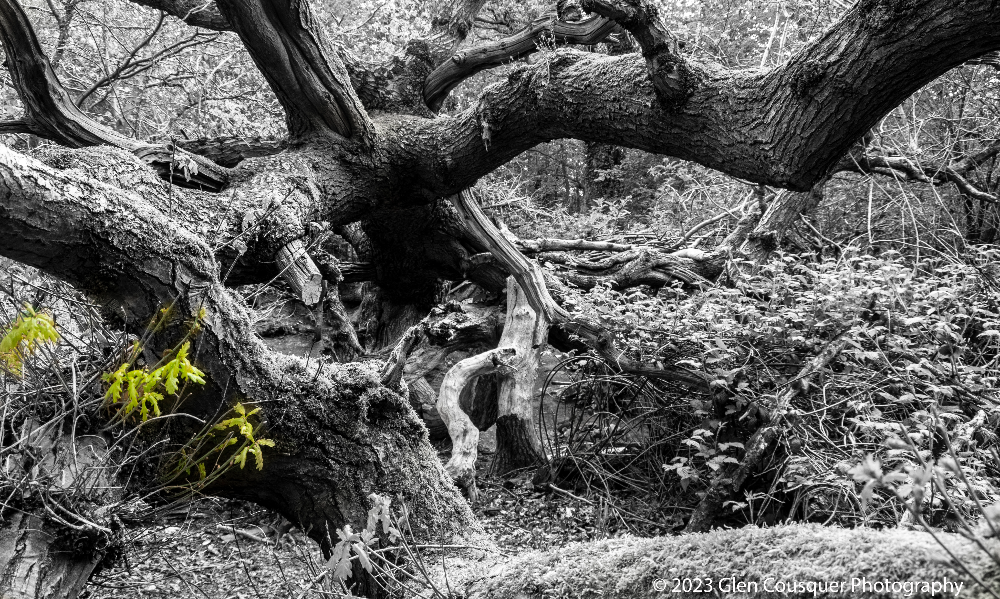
[0,0,229,190]
[396,0,1000,194]
[174,135,289,167]
[122,0,442,115]
[214,0,374,142]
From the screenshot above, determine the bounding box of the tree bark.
[0,514,102,599]
[213,0,373,142]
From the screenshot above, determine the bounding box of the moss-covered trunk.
[0,143,483,597]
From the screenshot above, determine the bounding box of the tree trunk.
[493,413,544,475]
[3,0,1000,596]
[0,145,483,562]
[583,142,626,210]
[738,184,826,262]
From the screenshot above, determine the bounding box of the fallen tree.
[1,0,1000,597]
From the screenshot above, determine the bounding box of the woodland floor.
[83,435,674,599]
[82,336,700,599]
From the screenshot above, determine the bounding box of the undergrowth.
[0,261,275,575]
[544,246,1000,535]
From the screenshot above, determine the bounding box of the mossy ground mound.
[452,524,999,599]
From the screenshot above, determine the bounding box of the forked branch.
[401,0,1000,194]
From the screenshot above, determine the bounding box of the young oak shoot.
[103,341,207,422]
[214,402,275,470]
[0,303,59,376]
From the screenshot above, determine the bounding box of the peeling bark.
[275,238,323,305]
[0,513,103,599]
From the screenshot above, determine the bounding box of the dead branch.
[453,190,710,390]
[381,325,424,387]
[438,278,548,500]
[516,238,636,253]
[842,153,998,204]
